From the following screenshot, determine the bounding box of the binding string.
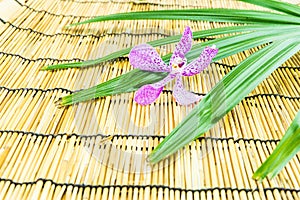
[1,86,300,101]
[0,130,282,143]
[0,86,73,94]
[0,18,6,24]
[214,62,300,70]
[0,177,299,193]
[0,51,84,63]
[0,18,170,38]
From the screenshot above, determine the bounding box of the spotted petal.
[173,75,202,105]
[134,85,163,105]
[129,44,171,72]
[134,73,176,105]
[181,45,218,76]
[169,26,193,67]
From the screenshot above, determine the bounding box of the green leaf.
[147,39,300,163]
[253,110,300,181]
[240,0,300,17]
[59,69,168,105]
[68,9,300,27]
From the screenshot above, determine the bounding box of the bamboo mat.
[0,0,300,199]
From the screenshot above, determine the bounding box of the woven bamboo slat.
[0,0,300,199]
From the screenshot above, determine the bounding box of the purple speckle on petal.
[134,85,163,105]
[173,75,202,105]
[202,45,218,58]
[129,44,171,72]
[181,45,218,76]
[169,26,193,67]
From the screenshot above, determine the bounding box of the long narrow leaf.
[59,69,168,105]
[241,0,300,17]
[253,110,300,180]
[148,39,300,163]
[68,9,300,27]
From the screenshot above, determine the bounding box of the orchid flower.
[129,26,218,106]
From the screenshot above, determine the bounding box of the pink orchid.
[129,26,218,106]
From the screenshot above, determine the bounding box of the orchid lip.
[172,57,187,69]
